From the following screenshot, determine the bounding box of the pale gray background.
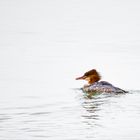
[0,0,140,140]
[0,0,140,90]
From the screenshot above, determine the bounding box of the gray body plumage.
[82,81,127,93]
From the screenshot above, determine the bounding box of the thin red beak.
[75,75,86,80]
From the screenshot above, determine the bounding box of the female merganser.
[76,69,127,93]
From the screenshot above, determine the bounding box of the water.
[0,0,140,140]
[0,89,140,140]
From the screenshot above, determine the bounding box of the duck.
[76,69,127,93]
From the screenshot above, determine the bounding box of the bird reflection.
[80,92,113,127]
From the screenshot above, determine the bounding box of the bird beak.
[75,75,86,80]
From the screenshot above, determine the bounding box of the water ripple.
[29,111,51,116]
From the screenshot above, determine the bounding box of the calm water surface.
[1,0,140,140]
[0,77,140,140]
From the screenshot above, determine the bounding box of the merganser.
[76,69,127,93]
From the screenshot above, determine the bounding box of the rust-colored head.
[76,69,101,84]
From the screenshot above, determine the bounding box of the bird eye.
[84,73,89,76]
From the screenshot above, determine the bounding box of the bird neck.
[88,75,100,84]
